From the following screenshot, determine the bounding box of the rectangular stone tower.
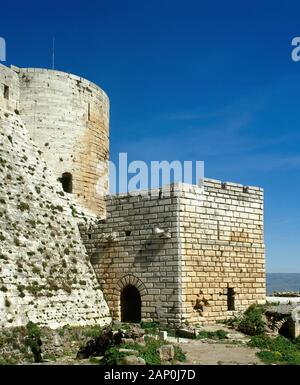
[80,179,265,326]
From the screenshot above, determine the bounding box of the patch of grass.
[173,344,186,363]
[140,338,163,364]
[249,335,300,365]
[140,321,160,335]
[57,324,70,337]
[101,346,128,365]
[82,325,103,338]
[197,329,228,340]
[43,353,56,362]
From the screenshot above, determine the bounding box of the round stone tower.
[16,67,109,216]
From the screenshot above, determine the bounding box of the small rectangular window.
[4,85,9,100]
[227,288,235,311]
[88,103,91,121]
[59,172,73,193]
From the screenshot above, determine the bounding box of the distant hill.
[267,273,300,295]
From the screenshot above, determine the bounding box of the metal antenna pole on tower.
[52,37,55,70]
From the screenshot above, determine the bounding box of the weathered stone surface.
[176,328,197,339]
[81,180,265,326]
[291,306,300,338]
[17,67,109,217]
[157,345,174,362]
[121,338,135,345]
[0,63,111,329]
[121,355,146,365]
[159,331,168,340]
[123,324,145,339]
[119,348,139,356]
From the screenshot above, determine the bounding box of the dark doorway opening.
[59,172,72,193]
[227,287,235,311]
[121,285,141,323]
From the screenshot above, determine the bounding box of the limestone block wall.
[16,67,109,216]
[0,96,111,328]
[80,187,183,327]
[179,181,265,324]
[0,64,20,112]
[81,182,265,326]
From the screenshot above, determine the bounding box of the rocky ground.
[175,325,263,365]
[27,324,263,366]
[180,341,262,365]
[3,302,300,365]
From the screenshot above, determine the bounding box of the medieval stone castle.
[0,64,266,329]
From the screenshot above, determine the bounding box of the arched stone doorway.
[120,284,141,323]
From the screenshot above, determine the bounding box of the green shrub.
[249,335,300,365]
[83,325,103,338]
[140,339,162,364]
[197,329,228,340]
[101,337,186,365]
[238,304,265,336]
[173,345,186,362]
[25,321,42,363]
[140,321,160,335]
[101,346,128,365]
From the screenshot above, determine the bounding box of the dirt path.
[179,340,263,365]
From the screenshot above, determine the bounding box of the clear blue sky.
[1,0,299,273]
